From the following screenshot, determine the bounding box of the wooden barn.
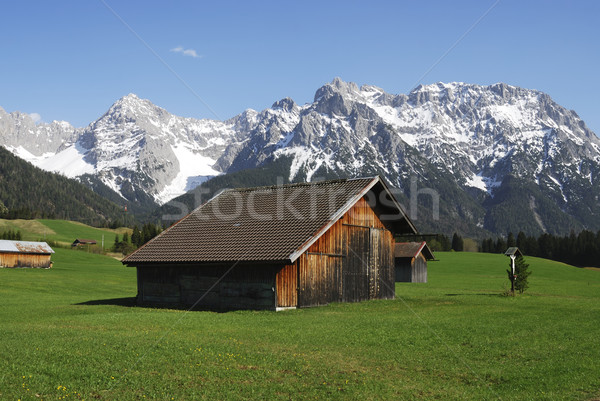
[72,238,97,247]
[122,176,419,310]
[0,240,55,268]
[394,241,434,283]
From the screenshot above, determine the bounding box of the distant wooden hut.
[394,241,434,283]
[0,240,55,268]
[71,238,97,247]
[123,176,420,310]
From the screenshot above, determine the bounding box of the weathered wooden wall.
[395,254,427,283]
[135,195,396,310]
[276,263,297,307]
[297,196,395,307]
[412,254,428,283]
[0,252,52,268]
[137,264,277,310]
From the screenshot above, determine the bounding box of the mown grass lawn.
[0,250,599,400]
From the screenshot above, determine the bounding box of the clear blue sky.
[2,1,599,134]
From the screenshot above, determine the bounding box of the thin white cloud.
[170,46,201,58]
[30,113,42,123]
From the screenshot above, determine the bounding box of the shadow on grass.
[75,297,137,307]
[74,297,265,312]
[445,293,504,297]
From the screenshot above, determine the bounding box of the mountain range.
[1,78,599,237]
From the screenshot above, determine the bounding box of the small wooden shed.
[0,240,55,268]
[123,176,419,310]
[72,238,97,247]
[394,241,434,283]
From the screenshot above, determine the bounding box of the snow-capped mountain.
[0,94,243,205]
[1,79,599,236]
[223,79,600,192]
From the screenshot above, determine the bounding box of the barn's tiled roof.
[0,240,54,254]
[395,241,434,260]
[124,176,417,264]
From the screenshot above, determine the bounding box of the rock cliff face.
[2,79,599,235]
[0,107,78,156]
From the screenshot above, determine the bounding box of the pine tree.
[513,256,531,294]
[131,226,141,248]
[480,238,488,253]
[122,232,130,243]
[495,238,507,253]
[516,231,527,252]
[142,224,151,244]
[451,233,464,251]
[113,234,120,252]
[507,232,516,248]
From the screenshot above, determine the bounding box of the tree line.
[113,223,162,255]
[0,229,22,240]
[481,230,600,267]
[427,233,460,252]
[427,229,600,268]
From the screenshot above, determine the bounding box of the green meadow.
[0,218,130,247]
[0,248,599,400]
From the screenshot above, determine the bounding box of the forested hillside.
[0,147,134,226]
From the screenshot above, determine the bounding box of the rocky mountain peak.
[271,97,298,113]
[105,93,164,119]
[314,77,360,102]
[2,79,600,236]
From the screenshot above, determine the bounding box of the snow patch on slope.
[548,175,568,203]
[466,173,487,192]
[156,144,221,204]
[38,143,95,177]
[9,143,95,178]
[466,173,503,195]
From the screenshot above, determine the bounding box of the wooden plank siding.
[0,252,52,268]
[296,195,395,307]
[276,263,297,307]
[412,254,428,283]
[395,254,428,283]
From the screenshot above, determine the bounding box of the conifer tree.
[451,233,464,251]
[507,232,516,248]
[513,256,531,293]
[507,255,531,294]
[131,226,141,248]
[516,231,527,252]
[113,234,120,252]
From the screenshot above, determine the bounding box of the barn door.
[369,228,381,299]
[276,263,297,307]
[343,225,370,302]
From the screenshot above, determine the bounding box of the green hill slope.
[0,146,135,226]
[0,218,131,247]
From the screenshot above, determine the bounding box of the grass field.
[0,250,599,400]
[0,218,130,247]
